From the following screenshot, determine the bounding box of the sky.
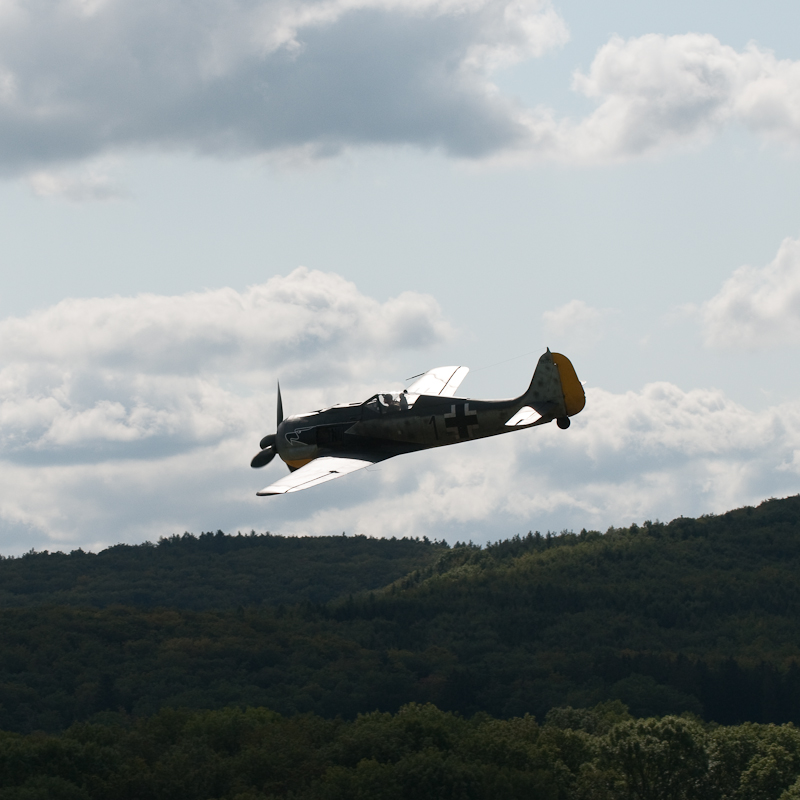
[2,0,800,553]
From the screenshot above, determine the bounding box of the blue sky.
[1,0,800,552]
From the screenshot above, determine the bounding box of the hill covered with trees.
[2,496,800,737]
[0,531,445,609]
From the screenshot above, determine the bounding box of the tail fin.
[524,350,585,421]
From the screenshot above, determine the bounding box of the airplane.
[250,349,585,496]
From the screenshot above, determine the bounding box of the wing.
[407,366,469,397]
[256,455,380,496]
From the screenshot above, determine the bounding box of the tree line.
[5,701,800,799]
[0,531,445,609]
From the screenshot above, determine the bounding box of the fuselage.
[276,390,535,470]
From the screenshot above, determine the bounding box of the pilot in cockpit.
[365,392,414,415]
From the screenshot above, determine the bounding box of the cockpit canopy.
[363,392,419,414]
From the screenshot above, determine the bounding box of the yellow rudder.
[551,352,585,417]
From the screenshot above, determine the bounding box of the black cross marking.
[444,403,478,439]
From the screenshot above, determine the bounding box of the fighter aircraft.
[250,349,585,496]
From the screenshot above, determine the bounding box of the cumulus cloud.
[701,237,800,349]
[0,269,462,550]
[0,268,452,466]
[552,33,800,162]
[0,0,567,175]
[2,269,798,553]
[495,32,800,164]
[4,5,800,172]
[2,284,799,551]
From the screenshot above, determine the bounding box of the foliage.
[4,704,800,799]
[0,532,445,609]
[2,496,800,732]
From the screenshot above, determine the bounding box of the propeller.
[250,383,283,469]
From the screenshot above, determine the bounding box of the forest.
[2,495,800,797]
[6,701,800,799]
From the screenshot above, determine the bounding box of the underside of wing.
[407,366,469,397]
[257,455,379,496]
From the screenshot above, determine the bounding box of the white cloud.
[508,33,800,164]
[0,267,451,377]
[701,237,800,349]
[3,6,800,172]
[565,34,747,160]
[3,311,799,551]
[2,269,798,553]
[0,0,568,175]
[0,268,452,466]
[0,269,460,551]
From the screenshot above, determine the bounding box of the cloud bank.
[4,2,800,175]
[0,0,567,175]
[702,237,800,349]
[0,272,798,552]
[552,33,800,162]
[0,268,451,461]
[0,269,458,549]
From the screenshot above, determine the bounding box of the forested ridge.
[0,532,444,609]
[4,496,800,797]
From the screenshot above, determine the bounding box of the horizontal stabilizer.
[504,405,558,428]
[505,406,539,427]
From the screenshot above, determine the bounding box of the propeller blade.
[251,446,276,469]
[277,382,284,427]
